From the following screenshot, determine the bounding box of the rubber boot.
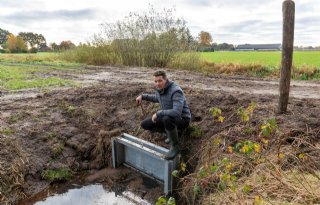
[165,130,182,144]
[164,127,180,160]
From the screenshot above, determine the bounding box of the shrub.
[62,44,118,65]
[29,47,38,53]
[93,6,197,67]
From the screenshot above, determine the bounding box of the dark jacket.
[142,80,191,121]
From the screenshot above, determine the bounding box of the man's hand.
[136,95,142,106]
[152,113,157,123]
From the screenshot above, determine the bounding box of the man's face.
[154,75,166,90]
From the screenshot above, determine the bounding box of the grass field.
[201,51,320,68]
[1,51,320,90]
[0,53,81,91]
[0,64,77,90]
[0,53,82,67]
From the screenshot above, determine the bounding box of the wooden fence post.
[278,0,295,113]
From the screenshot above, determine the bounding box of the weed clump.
[41,168,73,182]
[185,125,204,139]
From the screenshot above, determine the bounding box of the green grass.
[0,62,79,91]
[185,125,204,138]
[201,51,320,69]
[0,128,15,135]
[41,168,73,181]
[0,52,82,67]
[1,51,319,85]
[4,77,75,90]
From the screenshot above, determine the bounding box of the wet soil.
[1,65,320,204]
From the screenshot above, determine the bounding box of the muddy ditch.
[1,67,320,204]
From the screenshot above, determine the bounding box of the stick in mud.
[140,103,146,117]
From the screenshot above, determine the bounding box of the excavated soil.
[1,66,320,204]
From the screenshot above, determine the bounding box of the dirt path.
[1,65,319,204]
[74,66,320,99]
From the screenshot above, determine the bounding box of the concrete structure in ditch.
[112,133,180,194]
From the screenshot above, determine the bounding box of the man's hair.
[153,70,167,79]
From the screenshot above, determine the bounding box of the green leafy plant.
[234,140,261,155]
[242,184,251,193]
[67,105,76,114]
[261,118,277,137]
[237,102,256,123]
[209,107,221,117]
[180,162,187,172]
[156,196,176,205]
[172,170,179,177]
[192,157,239,196]
[209,107,224,123]
[172,162,187,177]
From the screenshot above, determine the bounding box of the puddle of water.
[19,184,150,205]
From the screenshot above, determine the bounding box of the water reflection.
[34,184,148,205]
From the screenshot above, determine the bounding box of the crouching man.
[136,70,191,159]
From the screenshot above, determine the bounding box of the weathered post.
[278,0,295,113]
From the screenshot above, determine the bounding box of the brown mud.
[1,66,320,204]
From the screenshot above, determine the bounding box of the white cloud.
[0,0,319,46]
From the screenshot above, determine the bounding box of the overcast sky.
[1,0,319,46]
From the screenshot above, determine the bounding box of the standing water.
[18,183,151,205]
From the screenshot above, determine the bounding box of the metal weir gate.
[112,133,180,194]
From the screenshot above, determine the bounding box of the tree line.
[0,27,76,53]
[0,25,233,54]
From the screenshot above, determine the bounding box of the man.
[136,70,191,160]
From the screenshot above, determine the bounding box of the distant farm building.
[235,44,281,51]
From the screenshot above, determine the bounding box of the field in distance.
[201,51,320,68]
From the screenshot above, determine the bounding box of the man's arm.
[156,91,184,118]
[142,93,159,103]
